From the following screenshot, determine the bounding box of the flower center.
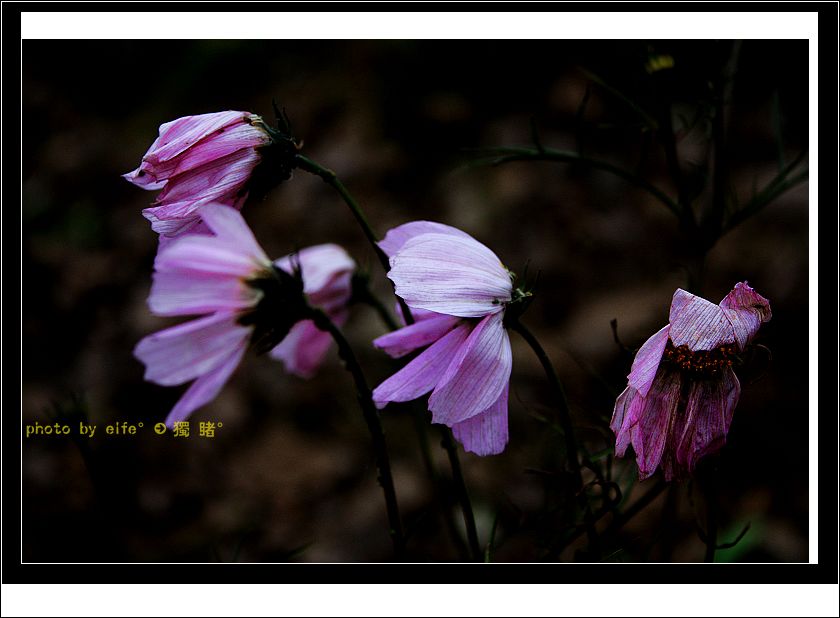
[240,265,310,354]
[662,340,738,377]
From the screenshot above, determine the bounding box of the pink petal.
[372,323,472,409]
[164,341,248,427]
[275,244,356,297]
[148,270,260,316]
[122,167,167,191]
[146,111,254,163]
[388,233,512,318]
[373,313,463,358]
[268,312,346,379]
[720,282,772,351]
[153,147,260,206]
[428,312,512,425]
[674,368,740,475]
[134,312,251,386]
[668,288,735,351]
[197,203,268,264]
[378,220,473,257]
[627,325,671,397]
[155,235,268,278]
[628,368,682,480]
[393,303,440,326]
[451,385,509,456]
[611,385,644,457]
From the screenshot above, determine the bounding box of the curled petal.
[269,313,344,379]
[451,385,509,456]
[372,323,472,409]
[611,386,644,457]
[388,233,512,318]
[668,289,735,351]
[164,341,248,427]
[134,312,251,387]
[629,369,682,480]
[720,282,772,351]
[144,111,254,164]
[378,220,472,257]
[627,325,670,397]
[373,313,463,358]
[674,368,740,475]
[428,312,512,425]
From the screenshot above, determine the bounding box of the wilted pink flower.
[134,203,355,425]
[371,221,513,456]
[123,111,273,239]
[611,282,771,480]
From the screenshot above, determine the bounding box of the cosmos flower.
[123,111,273,239]
[611,282,772,481]
[371,221,514,456]
[134,203,354,425]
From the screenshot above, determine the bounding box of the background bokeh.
[22,40,808,562]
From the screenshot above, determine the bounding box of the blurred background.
[22,40,808,562]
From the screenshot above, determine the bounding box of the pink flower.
[371,221,514,456]
[134,203,355,426]
[123,111,273,239]
[611,282,772,481]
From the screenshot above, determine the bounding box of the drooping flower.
[134,203,355,425]
[611,282,771,481]
[123,111,274,239]
[371,221,514,456]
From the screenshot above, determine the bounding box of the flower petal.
[155,235,267,278]
[611,385,644,457]
[164,341,248,427]
[148,270,260,316]
[388,233,512,318]
[668,288,735,351]
[627,325,671,397]
[674,368,740,475]
[134,312,251,386]
[378,220,472,257]
[720,282,772,351]
[146,111,253,163]
[153,147,260,206]
[269,312,345,379]
[373,313,463,358]
[451,385,509,456]
[275,244,356,297]
[629,368,682,480]
[428,312,512,425]
[195,203,268,263]
[372,323,472,409]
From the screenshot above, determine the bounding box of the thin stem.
[603,478,668,538]
[440,426,482,561]
[354,285,400,332]
[470,146,682,219]
[509,320,581,484]
[294,153,414,326]
[309,308,405,559]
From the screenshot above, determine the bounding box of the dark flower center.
[662,340,738,377]
[239,265,311,354]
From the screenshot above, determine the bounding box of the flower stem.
[440,426,482,561]
[509,320,581,484]
[294,153,414,326]
[309,308,405,559]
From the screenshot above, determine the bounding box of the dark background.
[22,40,808,562]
